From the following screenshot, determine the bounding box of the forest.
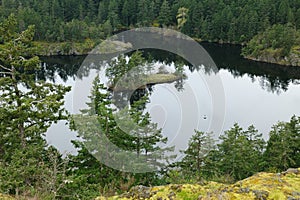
[0,15,300,199]
[1,0,300,65]
[0,0,300,199]
[0,0,299,43]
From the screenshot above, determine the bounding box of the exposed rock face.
[90,40,133,54]
[245,46,300,67]
[289,49,300,66]
[96,167,300,200]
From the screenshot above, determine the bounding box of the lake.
[42,42,300,160]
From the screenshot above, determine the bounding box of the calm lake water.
[41,42,300,157]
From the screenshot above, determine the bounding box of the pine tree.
[217,124,265,180]
[0,14,70,196]
[277,0,290,24]
[190,2,204,37]
[97,0,109,23]
[137,0,154,26]
[70,74,174,196]
[264,116,300,171]
[158,0,172,26]
[108,0,120,30]
[122,0,130,26]
[106,51,147,87]
[179,130,215,180]
[87,0,97,20]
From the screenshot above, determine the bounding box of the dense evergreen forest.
[0,0,300,43]
[0,1,300,199]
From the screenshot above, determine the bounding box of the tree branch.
[19,56,26,61]
[0,71,12,75]
[0,64,12,72]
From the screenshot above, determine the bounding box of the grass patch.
[109,73,183,91]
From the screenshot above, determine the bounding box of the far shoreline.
[35,39,300,67]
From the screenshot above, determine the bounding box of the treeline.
[0,0,300,42]
[175,117,300,183]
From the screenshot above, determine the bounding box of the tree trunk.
[12,66,26,148]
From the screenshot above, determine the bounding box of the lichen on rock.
[96,167,300,200]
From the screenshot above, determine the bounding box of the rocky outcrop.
[244,46,300,67]
[35,40,133,56]
[108,73,184,92]
[90,40,133,54]
[96,167,300,200]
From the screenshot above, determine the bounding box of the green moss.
[177,190,200,200]
[0,193,14,200]
[269,191,286,199]
[145,74,183,84]
[97,168,300,200]
[109,73,183,91]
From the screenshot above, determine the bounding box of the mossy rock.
[109,73,183,92]
[96,168,300,200]
[0,193,14,200]
[90,40,133,54]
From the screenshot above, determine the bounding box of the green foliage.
[106,51,147,86]
[158,0,172,26]
[217,124,266,180]
[1,0,300,44]
[175,124,266,183]
[176,7,188,30]
[108,0,120,30]
[178,130,215,180]
[0,15,70,198]
[264,116,300,171]
[137,0,155,26]
[1,5,300,197]
[68,71,174,197]
[243,24,300,58]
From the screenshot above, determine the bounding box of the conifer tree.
[0,14,70,196]
[158,0,172,26]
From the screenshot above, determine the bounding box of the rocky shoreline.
[244,46,300,67]
[36,39,300,67]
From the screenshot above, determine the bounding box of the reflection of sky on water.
[46,62,300,159]
[220,69,300,140]
[144,66,214,161]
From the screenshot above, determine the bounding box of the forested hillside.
[0,0,300,43]
[242,24,300,66]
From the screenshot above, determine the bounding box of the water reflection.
[38,55,86,82]
[41,43,300,154]
[200,42,300,94]
[40,44,300,94]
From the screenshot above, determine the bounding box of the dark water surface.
[41,42,300,155]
